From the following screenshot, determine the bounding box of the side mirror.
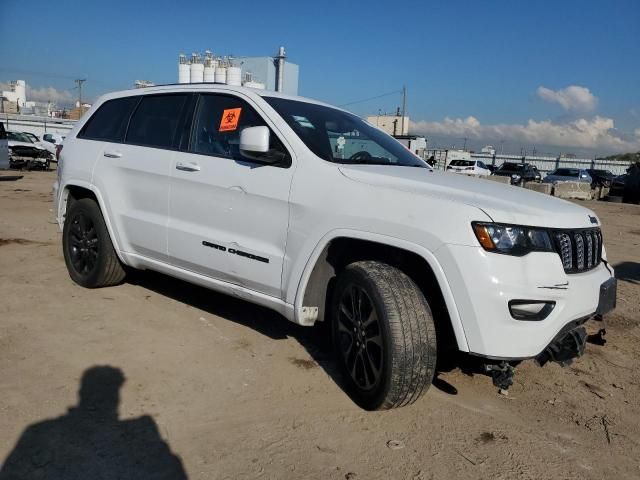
[240,126,269,153]
[239,126,286,165]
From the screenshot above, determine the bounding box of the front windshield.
[8,132,32,143]
[264,97,426,167]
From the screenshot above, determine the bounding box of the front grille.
[552,228,602,274]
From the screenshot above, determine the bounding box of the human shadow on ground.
[614,261,640,285]
[0,366,187,480]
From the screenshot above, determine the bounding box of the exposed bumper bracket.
[536,325,587,367]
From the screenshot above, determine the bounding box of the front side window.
[126,94,188,149]
[264,97,426,168]
[79,96,140,142]
[189,94,289,165]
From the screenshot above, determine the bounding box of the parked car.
[54,85,616,410]
[446,159,491,176]
[22,131,57,156]
[7,131,52,170]
[0,123,8,170]
[43,133,65,146]
[493,162,541,185]
[542,168,592,185]
[623,162,640,204]
[585,169,615,189]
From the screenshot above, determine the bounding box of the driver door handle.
[103,150,122,158]
[176,161,201,172]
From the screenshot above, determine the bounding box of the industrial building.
[177,47,299,95]
[367,113,410,136]
[1,80,63,117]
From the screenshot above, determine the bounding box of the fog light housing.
[509,300,556,321]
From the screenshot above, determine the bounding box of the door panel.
[91,93,189,261]
[95,144,174,260]
[168,93,294,298]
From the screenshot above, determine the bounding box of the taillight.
[56,144,63,161]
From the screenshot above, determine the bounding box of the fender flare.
[292,228,470,352]
[59,180,128,265]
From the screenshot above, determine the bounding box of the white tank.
[243,81,265,90]
[203,65,216,82]
[178,54,190,84]
[178,63,190,84]
[214,66,227,84]
[190,62,204,83]
[226,66,242,86]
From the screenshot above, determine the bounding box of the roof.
[98,83,338,110]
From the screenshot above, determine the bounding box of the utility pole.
[462,137,468,150]
[75,78,86,116]
[401,85,406,135]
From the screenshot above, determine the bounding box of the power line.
[338,89,402,107]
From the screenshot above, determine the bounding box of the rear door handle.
[103,150,122,158]
[176,161,201,172]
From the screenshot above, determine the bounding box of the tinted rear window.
[554,168,579,176]
[450,160,474,167]
[78,96,140,142]
[498,163,523,171]
[126,94,188,149]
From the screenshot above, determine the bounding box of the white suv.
[54,85,617,410]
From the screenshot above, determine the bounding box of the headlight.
[472,222,554,256]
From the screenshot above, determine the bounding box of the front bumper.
[436,243,616,359]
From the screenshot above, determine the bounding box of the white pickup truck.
[53,85,616,410]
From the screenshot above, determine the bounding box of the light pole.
[75,78,86,116]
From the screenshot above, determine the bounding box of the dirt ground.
[1,170,639,480]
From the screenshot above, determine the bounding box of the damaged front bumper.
[486,277,617,389]
[537,276,617,367]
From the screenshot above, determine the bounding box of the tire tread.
[336,261,437,410]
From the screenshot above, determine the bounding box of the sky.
[1,0,639,156]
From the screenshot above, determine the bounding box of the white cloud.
[411,116,640,153]
[0,81,74,105]
[26,85,74,104]
[536,85,597,112]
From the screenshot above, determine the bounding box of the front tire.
[331,261,437,410]
[63,198,126,288]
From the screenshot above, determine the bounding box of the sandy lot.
[1,170,639,479]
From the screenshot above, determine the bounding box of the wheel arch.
[294,230,469,353]
[59,181,127,264]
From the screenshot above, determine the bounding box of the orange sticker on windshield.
[219,108,242,132]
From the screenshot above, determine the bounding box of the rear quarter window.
[78,96,140,142]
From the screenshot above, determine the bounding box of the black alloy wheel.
[336,283,384,391]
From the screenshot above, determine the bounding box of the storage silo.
[190,53,204,83]
[226,66,242,86]
[203,50,216,82]
[178,54,190,84]
[214,65,227,84]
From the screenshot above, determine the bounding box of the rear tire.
[63,198,126,288]
[330,261,437,410]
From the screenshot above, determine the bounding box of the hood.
[339,165,598,229]
[8,140,44,149]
